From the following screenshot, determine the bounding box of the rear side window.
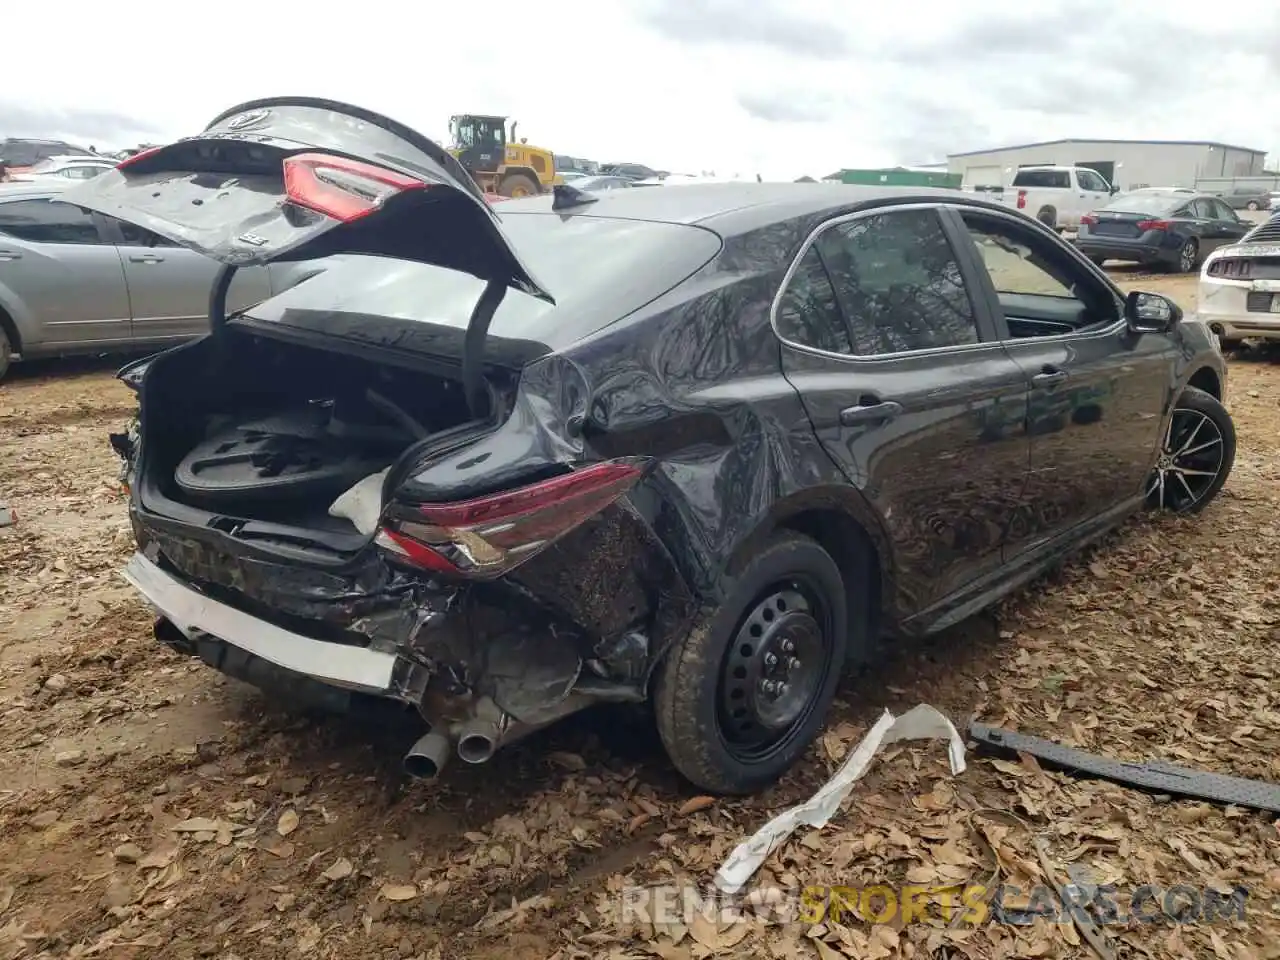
[0,199,104,244]
[780,209,979,357]
[1012,169,1070,189]
[0,141,39,166]
[775,247,852,354]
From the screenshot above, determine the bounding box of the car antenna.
[552,182,598,211]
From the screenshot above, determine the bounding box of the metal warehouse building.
[947,139,1267,192]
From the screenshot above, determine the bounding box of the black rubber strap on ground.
[969,722,1280,814]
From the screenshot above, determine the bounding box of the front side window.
[813,209,979,355]
[0,199,102,244]
[1077,169,1109,192]
[965,222,1074,298]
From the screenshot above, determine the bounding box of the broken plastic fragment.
[328,467,390,535]
[713,704,966,894]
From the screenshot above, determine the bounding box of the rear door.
[96,214,271,343]
[1206,197,1253,247]
[775,204,1032,612]
[0,196,132,349]
[947,205,1172,553]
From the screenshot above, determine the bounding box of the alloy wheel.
[1147,407,1226,511]
[1179,241,1197,273]
[717,582,834,763]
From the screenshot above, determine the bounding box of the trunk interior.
[136,324,497,557]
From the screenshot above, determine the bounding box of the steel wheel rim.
[1179,242,1196,272]
[1147,407,1225,511]
[716,580,835,764]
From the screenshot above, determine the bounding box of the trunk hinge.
[462,277,508,419]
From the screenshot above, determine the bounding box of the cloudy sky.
[4,0,1278,180]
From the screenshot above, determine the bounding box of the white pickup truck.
[998,165,1116,231]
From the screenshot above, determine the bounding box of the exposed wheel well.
[777,509,882,650]
[1187,367,1221,400]
[0,304,19,354]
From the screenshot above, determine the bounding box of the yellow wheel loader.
[447,115,559,198]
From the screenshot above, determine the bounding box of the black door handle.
[1032,367,1068,387]
[840,400,902,426]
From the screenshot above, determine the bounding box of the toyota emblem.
[226,109,271,131]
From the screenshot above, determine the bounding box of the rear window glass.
[242,214,723,352]
[1012,169,1070,189]
[1102,193,1179,215]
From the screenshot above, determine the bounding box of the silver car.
[19,155,118,181]
[0,179,308,379]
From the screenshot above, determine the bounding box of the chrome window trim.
[769,200,1125,363]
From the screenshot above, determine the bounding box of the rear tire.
[1146,386,1235,513]
[499,173,539,198]
[0,327,11,382]
[1036,207,1056,229]
[1174,238,1199,273]
[654,532,850,795]
[1247,201,1260,211]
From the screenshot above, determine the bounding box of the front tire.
[499,173,539,198]
[0,327,10,382]
[1247,201,1260,211]
[654,532,849,795]
[1147,386,1235,513]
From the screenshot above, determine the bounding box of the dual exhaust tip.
[402,727,498,781]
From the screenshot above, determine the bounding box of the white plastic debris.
[713,704,966,894]
[327,468,390,535]
[0,504,14,527]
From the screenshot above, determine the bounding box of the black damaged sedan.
[1077,189,1252,273]
[71,98,1235,795]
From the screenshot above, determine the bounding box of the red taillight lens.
[1080,214,1097,226]
[375,458,648,578]
[115,145,164,170]
[282,152,425,223]
[1207,258,1252,279]
[1136,219,1171,232]
[1016,190,1027,209]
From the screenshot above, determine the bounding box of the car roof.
[496,182,988,231]
[0,179,74,198]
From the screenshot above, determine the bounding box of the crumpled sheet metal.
[713,704,967,894]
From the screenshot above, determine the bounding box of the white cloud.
[4,0,1277,180]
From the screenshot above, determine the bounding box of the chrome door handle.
[1032,368,1068,386]
[0,250,21,261]
[129,254,164,264]
[840,400,902,426]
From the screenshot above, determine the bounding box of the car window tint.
[0,199,103,244]
[814,209,979,355]
[1190,199,1214,218]
[107,215,179,247]
[963,220,1074,298]
[1012,169,1069,189]
[1211,199,1235,221]
[775,246,853,354]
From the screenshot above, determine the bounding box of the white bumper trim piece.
[121,552,398,695]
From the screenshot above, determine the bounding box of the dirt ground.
[2,267,1278,960]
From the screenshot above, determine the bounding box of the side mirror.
[1110,185,1120,194]
[1125,291,1182,334]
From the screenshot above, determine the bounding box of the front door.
[97,215,271,343]
[455,117,505,176]
[775,205,1032,614]
[946,206,1173,554]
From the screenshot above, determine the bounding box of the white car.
[21,154,117,180]
[997,165,1114,231]
[1199,214,1280,347]
[1268,191,1280,212]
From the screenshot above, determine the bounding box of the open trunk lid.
[59,97,551,303]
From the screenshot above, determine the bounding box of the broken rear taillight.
[282,152,425,223]
[375,458,649,579]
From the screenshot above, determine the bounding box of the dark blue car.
[1077,190,1252,273]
